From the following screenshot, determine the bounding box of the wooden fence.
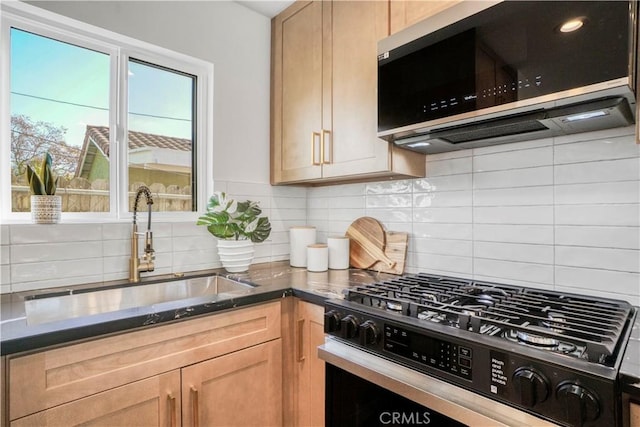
[11,176,192,212]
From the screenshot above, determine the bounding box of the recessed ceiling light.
[560,18,585,33]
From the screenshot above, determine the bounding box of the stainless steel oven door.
[319,337,557,427]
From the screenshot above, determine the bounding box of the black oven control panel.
[384,324,473,380]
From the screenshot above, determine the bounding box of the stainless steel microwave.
[378,1,638,154]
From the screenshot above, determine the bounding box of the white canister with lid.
[307,244,328,272]
[327,236,350,269]
[289,226,316,267]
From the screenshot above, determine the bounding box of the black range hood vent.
[393,97,635,154]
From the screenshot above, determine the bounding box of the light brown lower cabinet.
[6,302,282,427]
[631,402,640,427]
[293,299,326,427]
[182,339,282,427]
[11,371,181,427]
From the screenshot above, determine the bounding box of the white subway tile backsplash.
[366,194,412,208]
[473,224,553,245]
[554,158,639,185]
[330,208,366,222]
[555,204,640,226]
[413,174,472,192]
[555,181,639,205]
[413,238,472,257]
[473,186,553,207]
[11,241,103,263]
[366,180,412,194]
[425,150,471,161]
[554,133,639,163]
[1,225,9,245]
[426,157,473,176]
[414,207,473,224]
[473,167,553,189]
[101,223,130,240]
[473,146,553,172]
[474,258,554,285]
[413,253,473,276]
[553,125,634,145]
[10,224,103,244]
[555,226,639,250]
[555,265,640,297]
[473,206,554,225]
[3,129,640,305]
[474,241,554,264]
[413,191,472,208]
[413,223,473,240]
[555,246,640,273]
[365,208,412,223]
[11,259,104,284]
[11,274,105,293]
[472,137,553,155]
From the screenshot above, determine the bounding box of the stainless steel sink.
[24,275,255,326]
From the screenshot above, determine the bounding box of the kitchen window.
[0,2,213,221]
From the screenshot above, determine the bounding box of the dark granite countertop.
[0,261,394,356]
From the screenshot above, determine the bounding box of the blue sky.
[10,28,193,148]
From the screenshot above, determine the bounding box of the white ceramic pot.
[30,195,62,224]
[217,240,255,273]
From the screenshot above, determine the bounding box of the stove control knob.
[340,315,359,339]
[359,320,379,346]
[556,382,600,426]
[512,368,549,408]
[324,310,341,333]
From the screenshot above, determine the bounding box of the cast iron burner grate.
[345,273,634,365]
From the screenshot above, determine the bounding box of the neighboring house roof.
[75,125,192,178]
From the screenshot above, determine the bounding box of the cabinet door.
[632,402,640,427]
[272,1,323,182]
[295,300,326,427]
[182,339,282,427]
[11,371,180,427]
[390,0,461,34]
[321,1,391,179]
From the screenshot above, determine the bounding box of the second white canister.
[327,236,350,269]
[289,226,316,267]
[307,244,328,272]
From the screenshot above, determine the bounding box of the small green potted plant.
[197,192,271,272]
[26,152,61,224]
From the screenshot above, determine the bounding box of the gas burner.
[541,311,567,332]
[451,286,510,308]
[417,310,459,327]
[457,304,485,317]
[503,329,578,354]
[386,301,403,312]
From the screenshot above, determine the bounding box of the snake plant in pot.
[26,152,61,224]
[197,192,271,272]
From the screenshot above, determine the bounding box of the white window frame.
[0,1,214,223]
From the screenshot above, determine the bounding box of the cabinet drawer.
[9,301,281,420]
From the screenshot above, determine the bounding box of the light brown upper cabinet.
[271,1,425,185]
[389,0,461,34]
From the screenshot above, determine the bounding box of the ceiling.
[235,1,295,18]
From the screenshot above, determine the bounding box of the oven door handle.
[318,337,557,427]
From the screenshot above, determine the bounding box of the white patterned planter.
[30,195,62,224]
[217,240,255,273]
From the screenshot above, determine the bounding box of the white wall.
[28,0,272,184]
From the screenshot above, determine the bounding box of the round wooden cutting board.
[345,217,396,269]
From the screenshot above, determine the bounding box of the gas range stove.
[324,273,637,427]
